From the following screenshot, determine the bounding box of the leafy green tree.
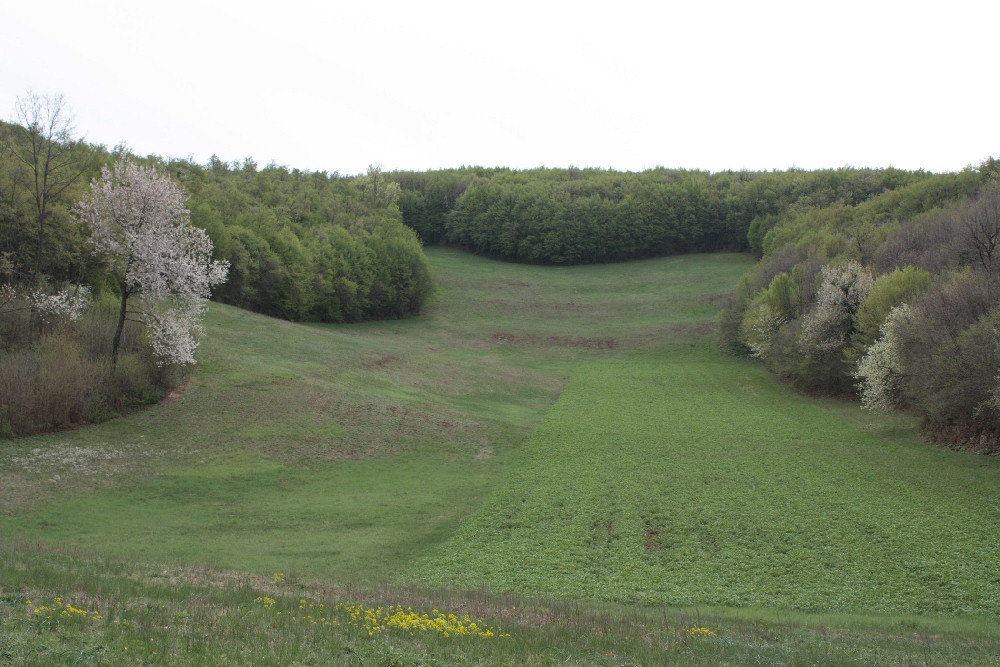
[356,164,400,209]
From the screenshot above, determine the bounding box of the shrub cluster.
[0,291,178,437]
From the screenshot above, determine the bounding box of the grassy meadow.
[2,248,1000,664]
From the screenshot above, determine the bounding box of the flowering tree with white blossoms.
[75,158,228,365]
[0,284,91,333]
[853,303,913,413]
[799,261,875,354]
[27,286,92,321]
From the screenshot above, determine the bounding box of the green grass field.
[408,347,1000,617]
[2,248,1000,665]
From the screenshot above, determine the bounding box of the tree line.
[0,122,435,325]
[167,159,433,323]
[393,166,932,264]
[719,160,1000,451]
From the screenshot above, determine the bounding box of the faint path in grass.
[405,344,1000,618]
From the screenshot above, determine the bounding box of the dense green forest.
[0,120,434,324]
[168,159,433,322]
[393,165,933,263]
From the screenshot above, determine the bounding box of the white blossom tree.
[75,158,228,365]
[0,284,91,332]
[854,303,912,413]
[799,261,875,354]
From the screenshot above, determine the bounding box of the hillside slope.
[2,250,751,582]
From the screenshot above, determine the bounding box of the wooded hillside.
[720,159,1000,450]
[0,120,434,324]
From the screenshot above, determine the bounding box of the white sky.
[2,0,997,176]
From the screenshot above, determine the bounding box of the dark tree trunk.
[112,280,128,366]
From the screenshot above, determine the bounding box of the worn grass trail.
[407,345,1000,618]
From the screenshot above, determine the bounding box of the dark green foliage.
[170,158,435,323]
[395,166,930,265]
[393,167,499,243]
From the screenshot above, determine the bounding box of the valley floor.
[2,248,998,664]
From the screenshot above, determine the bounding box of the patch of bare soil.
[491,331,615,349]
[159,377,192,404]
[358,353,402,369]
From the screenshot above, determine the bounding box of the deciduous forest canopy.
[1,103,999,447]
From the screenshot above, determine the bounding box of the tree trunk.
[112,281,128,366]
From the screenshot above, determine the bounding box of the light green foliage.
[847,266,932,362]
[355,163,401,208]
[738,272,797,358]
[739,299,786,358]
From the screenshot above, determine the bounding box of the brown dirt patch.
[491,331,615,350]
[358,353,401,369]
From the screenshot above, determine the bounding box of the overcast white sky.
[2,0,997,176]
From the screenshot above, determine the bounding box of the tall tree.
[8,92,93,279]
[356,163,400,209]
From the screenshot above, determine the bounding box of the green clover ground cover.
[408,344,1000,618]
